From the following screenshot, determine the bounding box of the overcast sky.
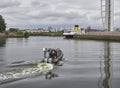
[0,0,120,29]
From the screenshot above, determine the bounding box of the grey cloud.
[0,0,120,29]
[31,1,49,7]
[115,11,120,16]
[31,1,40,6]
[0,0,20,8]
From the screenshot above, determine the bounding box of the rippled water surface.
[0,36,120,88]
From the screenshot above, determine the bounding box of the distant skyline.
[0,0,120,29]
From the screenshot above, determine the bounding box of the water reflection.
[99,42,112,88]
[73,40,80,58]
[0,38,6,65]
[0,38,6,47]
[45,71,59,79]
[16,38,29,46]
[103,42,112,88]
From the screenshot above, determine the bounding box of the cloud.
[0,0,20,8]
[0,0,120,29]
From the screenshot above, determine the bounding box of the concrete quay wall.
[73,32,120,41]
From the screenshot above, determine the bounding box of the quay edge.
[72,32,120,41]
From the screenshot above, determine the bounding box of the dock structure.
[63,0,118,41]
[73,32,120,41]
[72,0,116,41]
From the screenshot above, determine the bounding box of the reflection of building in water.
[98,42,113,88]
[73,40,80,58]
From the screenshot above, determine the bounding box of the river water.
[0,36,120,88]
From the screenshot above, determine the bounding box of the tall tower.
[101,0,114,31]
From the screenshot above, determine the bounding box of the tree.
[0,15,6,32]
[9,28,19,32]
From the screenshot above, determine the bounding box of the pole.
[105,0,114,31]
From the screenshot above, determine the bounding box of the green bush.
[16,31,23,35]
[9,28,19,32]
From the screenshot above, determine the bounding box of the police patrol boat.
[0,48,65,84]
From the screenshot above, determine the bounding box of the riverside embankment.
[73,31,120,41]
[2,31,120,42]
[0,32,63,38]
